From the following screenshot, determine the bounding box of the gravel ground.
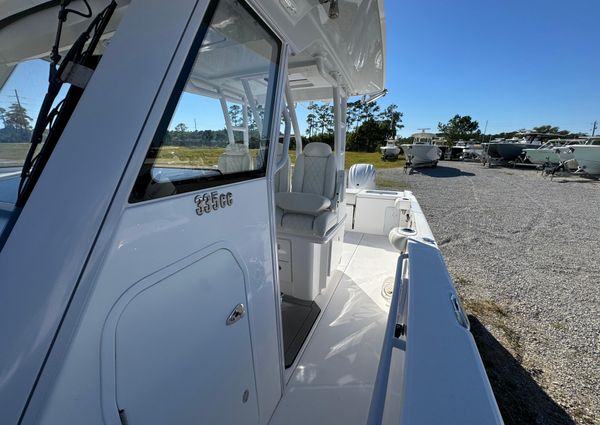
[379,161,600,425]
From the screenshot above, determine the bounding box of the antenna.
[592,120,597,137]
[13,89,22,108]
[417,127,430,133]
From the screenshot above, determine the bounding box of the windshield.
[0,60,57,168]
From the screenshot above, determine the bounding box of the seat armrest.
[276,192,331,214]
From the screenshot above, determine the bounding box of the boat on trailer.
[568,137,600,176]
[0,1,502,424]
[380,139,401,160]
[401,131,442,170]
[483,132,561,166]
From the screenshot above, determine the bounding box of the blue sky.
[384,0,600,136]
[2,1,599,138]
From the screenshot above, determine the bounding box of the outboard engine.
[347,163,376,189]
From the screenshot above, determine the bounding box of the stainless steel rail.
[366,252,408,425]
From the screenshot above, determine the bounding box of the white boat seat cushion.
[275,192,331,214]
[277,210,338,237]
[276,142,339,237]
[292,142,336,200]
[218,144,252,174]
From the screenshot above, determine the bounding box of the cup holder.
[399,227,417,235]
[388,227,417,252]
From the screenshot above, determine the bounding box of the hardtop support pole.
[242,79,264,137]
[333,86,346,171]
[284,78,303,153]
[242,101,249,146]
[219,92,235,145]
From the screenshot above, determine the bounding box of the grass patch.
[376,177,410,190]
[153,146,406,170]
[344,152,405,170]
[0,143,41,166]
[462,297,522,360]
[1,144,405,172]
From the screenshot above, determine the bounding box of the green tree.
[1,102,32,130]
[358,100,380,123]
[228,104,243,127]
[532,125,560,134]
[348,119,388,152]
[174,122,188,133]
[315,103,334,135]
[438,114,480,145]
[378,104,404,138]
[306,113,317,137]
[346,100,362,131]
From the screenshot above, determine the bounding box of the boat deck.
[270,231,398,424]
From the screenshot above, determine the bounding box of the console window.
[131,0,281,202]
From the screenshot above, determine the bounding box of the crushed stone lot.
[378,161,600,425]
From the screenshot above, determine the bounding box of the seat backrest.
[292,142,336,202]
[218,144,251,174]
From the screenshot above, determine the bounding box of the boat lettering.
[194,191,233,216]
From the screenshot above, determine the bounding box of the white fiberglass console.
[346,189,414,236]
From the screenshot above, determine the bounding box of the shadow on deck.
[468,315,575,425]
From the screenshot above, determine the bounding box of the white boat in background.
[451,140,483,161]
[484,132,561,165]
[0,1,503,424]
[569,137,600,176]
[524,139,579,167]
[380,139,401,159]
[401,131,442,168]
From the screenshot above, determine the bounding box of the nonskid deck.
[271,232,398,424]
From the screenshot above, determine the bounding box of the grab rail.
[366,252,408,425]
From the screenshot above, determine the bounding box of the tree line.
[436,114,588,146]
[2,99,588,152]
[304,100,403,152]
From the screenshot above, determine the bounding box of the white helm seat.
[275,142,338,237]
[218,144,252,174]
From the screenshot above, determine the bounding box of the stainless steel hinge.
[60,61,94,89]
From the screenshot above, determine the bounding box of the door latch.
[226,303,246,325]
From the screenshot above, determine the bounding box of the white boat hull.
[401,144,441,166]
[571,145,600,175]
[380,146,401,157]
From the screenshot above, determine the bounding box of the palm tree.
[306,113,317,137]
[378,104,404,138]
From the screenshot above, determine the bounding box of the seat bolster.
[312,210,338,237]
[276,206,284,227]
[323,155,337,200]
[275,192,331,214]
